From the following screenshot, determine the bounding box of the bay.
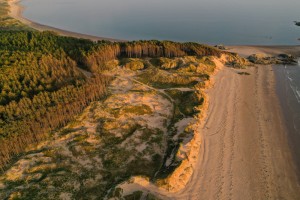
[21,0,300,45]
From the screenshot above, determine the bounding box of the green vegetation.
[82,40,225,72]
[124,191,143,200]
[238,72,251,75]
[166,89,203,117]
[0,31,111,171]
[137,67,199,88]
[150,57,179,69]
[121,58,145,70]
[0,0,29,30]
[0,15,244,198]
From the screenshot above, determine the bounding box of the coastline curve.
[7,0,125,42]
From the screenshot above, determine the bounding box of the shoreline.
[228,45,300,58]
[169,56,300,199]
[4,0,300,198]
[6,0,300,47]
[115,51,300,199]
[231,46,300,182]
[274,64,300,182]
[7,0,124,42]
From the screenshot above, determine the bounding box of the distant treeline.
[82,40,223,71]
[0,30,225,171]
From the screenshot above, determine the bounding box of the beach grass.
[0,0,30,30]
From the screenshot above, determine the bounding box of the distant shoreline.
[8,0,300,47]
[4,0,300,197]
[227,45,300,57]
[8,0,124,42]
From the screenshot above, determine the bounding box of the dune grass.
[0,0,30,30]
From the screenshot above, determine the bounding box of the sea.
[21,0,300,45]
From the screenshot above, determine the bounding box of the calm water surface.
[275,61,300,179]
[22,0,300,44]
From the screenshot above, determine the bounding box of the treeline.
[0,30,226,171]
[0,31,111,171]
[0,75,110,170]
[83,40,224,71]
[0,30,225,71]
[0,54,84,105]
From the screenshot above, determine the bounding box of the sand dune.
[5,1,300,198]
[166,65,300,199]
[113,58,300,199]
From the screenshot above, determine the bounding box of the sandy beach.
[5,1,300,198]
[228,45,300,57]
[7,0,123,42]
[164,46,300,199]
[167,63,300,199]
[112,48,300,199]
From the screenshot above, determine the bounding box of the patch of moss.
[124,191,143,200]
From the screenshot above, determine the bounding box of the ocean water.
[274,60,300,178]
[21,0,300,45]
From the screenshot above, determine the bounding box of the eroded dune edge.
[0,44,248,199]
[1,0,300,199]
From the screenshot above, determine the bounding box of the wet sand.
[274,64,300,183]
[6,1,300,198]
[169,64,300,199]
[120,54,300,200]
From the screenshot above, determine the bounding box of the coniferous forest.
[0,30,225,171]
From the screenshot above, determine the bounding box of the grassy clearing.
[137,67,199,89]
[113,104,153,118]
[137,56,217,89]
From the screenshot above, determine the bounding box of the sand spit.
[8,0,124,42]
[228,45,300,58]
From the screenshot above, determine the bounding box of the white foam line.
[289,83,300,103]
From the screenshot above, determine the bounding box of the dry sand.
[228,45,300,57]
[6,1,300,198]
[8,0,124,42]
[122,48,300,199]
[167,66,300,199]
[165,47,300,199]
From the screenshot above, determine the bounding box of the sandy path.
[165,66,300,199]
